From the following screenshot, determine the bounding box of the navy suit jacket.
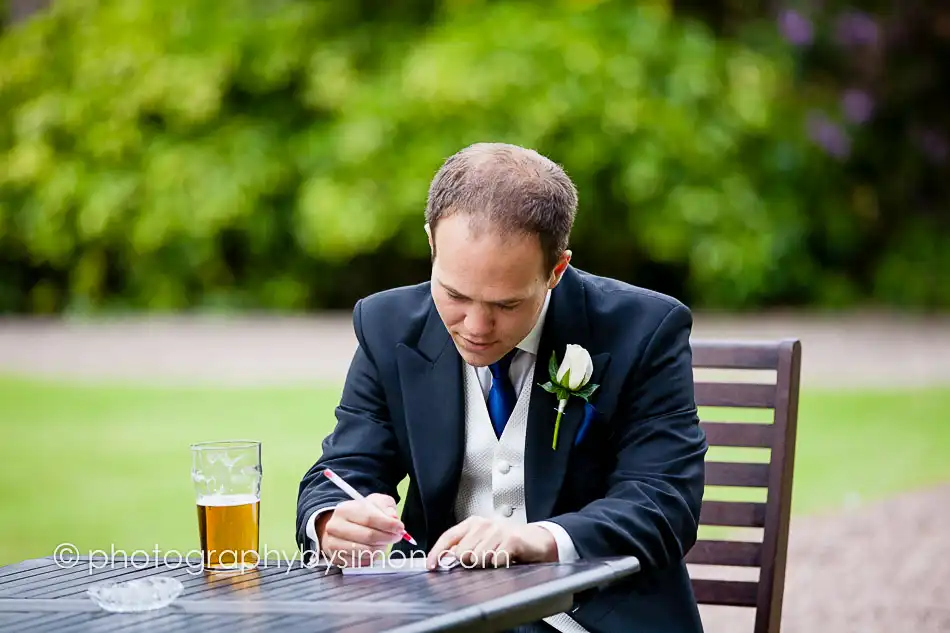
[296,266,708,633]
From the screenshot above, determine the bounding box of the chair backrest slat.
[688,338,802,633]
[686,540,762,567]
[705,462,770,487]
[699,501,767,528]
[700,422,773,447]
[695,382,777,408]
[691,341,782,369]
[692,579,759,607]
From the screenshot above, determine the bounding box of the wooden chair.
[685,339,802,633]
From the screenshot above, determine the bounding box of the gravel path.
[700,483,950,633]
[1,311,948,632]
[1,311,949,387]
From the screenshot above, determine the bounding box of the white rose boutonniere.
[539,344,600,450]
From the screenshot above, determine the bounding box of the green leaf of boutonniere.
[559,367,572,390]
[539,381,558,394]
[574,383,599,401]
[548,350,559,382]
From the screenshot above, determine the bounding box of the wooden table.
[0,555,640,632]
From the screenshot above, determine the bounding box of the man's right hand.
[316,494,405,566]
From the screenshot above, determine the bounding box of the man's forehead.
[433,270,535,303]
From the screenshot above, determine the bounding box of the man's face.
[429,213,566,367]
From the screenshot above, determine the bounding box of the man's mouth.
[459,335,495,350]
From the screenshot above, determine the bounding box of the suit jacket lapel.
[525,267,611,521]
[396,303,464,540]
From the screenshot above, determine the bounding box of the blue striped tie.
[487,349,518,438]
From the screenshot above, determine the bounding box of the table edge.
[382,556,641,633]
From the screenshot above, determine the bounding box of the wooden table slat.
[12,565,199,599]
[0,563,99,591]
[2,611,77,633]
[0,559,59,582]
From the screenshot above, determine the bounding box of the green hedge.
[1,0,920,313]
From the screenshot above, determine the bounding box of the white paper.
[340,554,459,575]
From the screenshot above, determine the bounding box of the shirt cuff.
[532,520,580,563]
[305,506,340,553]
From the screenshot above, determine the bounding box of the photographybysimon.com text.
[51,542,511,575]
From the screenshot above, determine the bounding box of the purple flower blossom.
[835,10,880,47]
[778,9,814,46]
[806,111,851,159]
[911,128,948,164]
[841,90,874,124]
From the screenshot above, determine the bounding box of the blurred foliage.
[680,0,950,309]
[0,0,943,313]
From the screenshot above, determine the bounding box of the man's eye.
[498,304,518,311]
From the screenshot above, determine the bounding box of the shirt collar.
[515,289,551,356]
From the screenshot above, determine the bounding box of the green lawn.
[1,375,949,566]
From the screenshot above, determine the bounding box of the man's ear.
[424,223,434,254]
[548,250,572,288]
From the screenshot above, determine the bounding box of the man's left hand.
[426,517,559,569]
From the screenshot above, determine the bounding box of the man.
[296,143,708,633]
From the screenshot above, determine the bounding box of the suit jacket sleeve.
[295,299,407,554]
[548,302,707,572]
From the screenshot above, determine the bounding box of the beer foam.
[196,493,260,507]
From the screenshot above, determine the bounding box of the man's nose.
[464,305,493,337]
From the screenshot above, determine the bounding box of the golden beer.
[191,440,262,572]
[197,494,260,571]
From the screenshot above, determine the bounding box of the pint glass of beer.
[191,440,262,572]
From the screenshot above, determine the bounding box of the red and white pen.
[322,468,418,546]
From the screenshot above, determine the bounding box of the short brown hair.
[424,143,578,273]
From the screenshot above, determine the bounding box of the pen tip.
[407,535,418,545]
